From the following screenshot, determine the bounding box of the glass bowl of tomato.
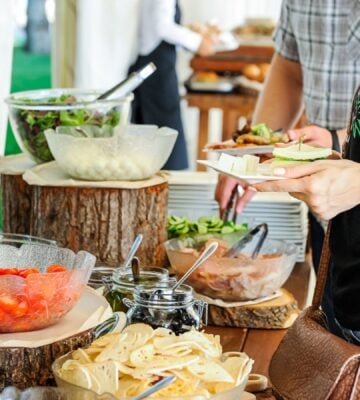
[0,239,96,333]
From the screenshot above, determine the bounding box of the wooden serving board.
[207,289,300,329]
[0,328,95,390]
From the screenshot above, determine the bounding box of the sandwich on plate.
[271,143,332,169]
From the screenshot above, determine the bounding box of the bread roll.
[194,72,219,83]
[242,64,262,81]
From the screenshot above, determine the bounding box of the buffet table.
[206,261,311,399]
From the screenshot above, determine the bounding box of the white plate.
[167,171,218,185]
[197,160,285,184]
[214,32,239,52]
[188,80,234,93]
[0,287,113,348]
[205,143,274,156]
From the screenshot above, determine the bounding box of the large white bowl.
[45,125,178,181]
[5,89,133,164]
[52,352,250,400]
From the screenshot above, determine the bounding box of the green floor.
[6,47,51,155]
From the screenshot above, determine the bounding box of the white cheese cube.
[232,156,246,174]
[218,153,236,171]
[243,154,260,174]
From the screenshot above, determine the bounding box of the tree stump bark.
[207,289,300,329]
[0,328,95,390]
[1,173,32,235]
[29,181,168,267]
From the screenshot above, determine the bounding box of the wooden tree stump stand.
[207,289,300,329]
[1,157,169,267]
[1,173,32,235]
[0,154,35,235]
[0,328,95,390]
[21,163,169,267]
[30,182,168,266]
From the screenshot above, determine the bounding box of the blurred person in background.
[129,0,218,170]
[215,0,360,334]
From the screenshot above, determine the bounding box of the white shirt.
[138,0,202,56]
[75,0,140,87]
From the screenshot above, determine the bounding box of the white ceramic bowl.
[52,351,250,400]
[45,125,178,181]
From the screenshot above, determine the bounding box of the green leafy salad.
[167,215,249,250]
[11,94,121,163]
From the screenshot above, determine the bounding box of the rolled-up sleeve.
[154,0,202,53]
[273,0,299,62]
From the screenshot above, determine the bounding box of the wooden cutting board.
[208,288,300,329]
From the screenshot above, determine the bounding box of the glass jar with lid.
[88,266,115,291]
[104,267,172,312]
[124,282,208,334]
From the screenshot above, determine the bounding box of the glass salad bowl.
[0,241,96,333]
[44,125,178,181]
[165,237,298,302]
[5,89,133,163]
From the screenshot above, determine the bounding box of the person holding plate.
[215,0,360,335]
[251,86,360,342]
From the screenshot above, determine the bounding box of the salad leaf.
[251,123,272,139]
[167,215,248,239]
[12,94,122,163]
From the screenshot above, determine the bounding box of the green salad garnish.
[167,215,248,238]
[11,94,121,163]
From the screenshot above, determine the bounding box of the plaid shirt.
[274,0,360,130]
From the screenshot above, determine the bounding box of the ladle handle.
[123,234,143,270]
[172,241,218,291]
[133,376,176,400]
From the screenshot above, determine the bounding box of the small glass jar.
[88,266,115,290]
[124,283,208,335]
[104,267,171,313]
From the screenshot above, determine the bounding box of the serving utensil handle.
[171,241,218,291]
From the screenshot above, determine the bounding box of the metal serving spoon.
[171,241,218,291]
[150,241,218,302]
[133,376,176,400]
[131,256,140,285]
[122,234,143,270]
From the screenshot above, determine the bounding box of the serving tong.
[223,223,268,259]
[221,185,240,223]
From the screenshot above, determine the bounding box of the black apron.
[129,1,188,170]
